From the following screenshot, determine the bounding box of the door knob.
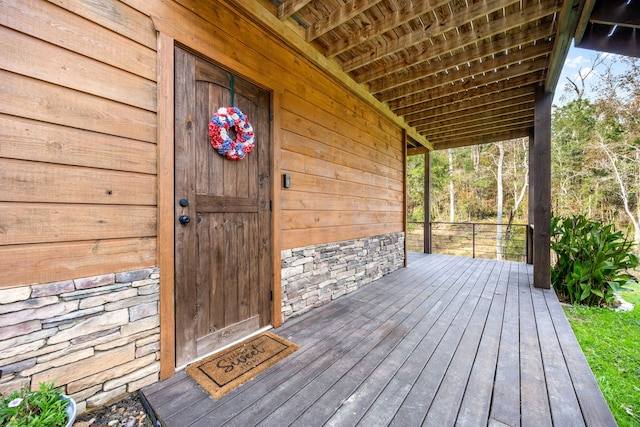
[179,215,191,225]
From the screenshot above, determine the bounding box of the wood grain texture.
[156,31,176,380]
[0,238,156,287]
[533,88,552,289]
[142,254,616,427]
[0,203,156,245]
[0,115,156,174]
[1,0,156,81]
[126,0,407,252]
[0,26,157,112]
[173,48,272,366]
[47,0,157,50]
[0,71,156,143]
[0,0,160,289]
[0,158,156,205]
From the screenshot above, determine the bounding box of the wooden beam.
[423,110,535,136]
[325,0,453,57]
[277,0,312,20]
[590,0,640,27]
[355,19,556,84]
[545,0,585,93]
[405,92,534,124]
[421,101,535,127]
[377,55,548,103]
[432,128,530,150]
[424,151,431,254]
[407,146,429,156]
[574,0,597,44]
[403,129,408,267]
[342,0,559,72]
[306,0,383,41]
[532,87,552,289]
[419,101,535,135]
[369,39,553,95]
[229,0,432,150]
[157,31,176,380]
[426,117,534,142]
[341,0,516,72]
[391,75,541,115]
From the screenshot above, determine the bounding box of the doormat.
[186,331,298,399]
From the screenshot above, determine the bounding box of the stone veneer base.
[0,268,160,414]
[280,232,405,321]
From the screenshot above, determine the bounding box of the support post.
[424,151,431,254]
[532,87,552,288]
[403,130,408,266]
[527,129,535,265]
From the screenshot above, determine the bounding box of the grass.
[564,282,640,426]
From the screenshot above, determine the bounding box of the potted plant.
[0,382,76,427]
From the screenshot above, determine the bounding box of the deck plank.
[543,289,618,427]
[490,262,522,427]
[358,258,489,427]
[530,281,585,426]
[141,254,616,427]
[455,260,511,426]
[291,257,479,426]
[218,255,469,426]
[172,256,442,424]
[421,260,504,425]
[390,259,497,426]
[519,263,553,427]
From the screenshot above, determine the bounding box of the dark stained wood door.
[174,47,272,367]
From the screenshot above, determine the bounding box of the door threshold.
[175,325,273,371]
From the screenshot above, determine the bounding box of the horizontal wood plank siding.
[2,0,405,287]
[0,116,157,174]
[133,0,406,250]
[280,87,404,248]
[0,238,156,286]
[0,0,157,287]
[0,0,157,81]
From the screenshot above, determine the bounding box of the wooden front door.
[174,47,272,367]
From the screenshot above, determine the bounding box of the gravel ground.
[73,392,152,427]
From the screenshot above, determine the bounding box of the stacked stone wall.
[0,268,160,414]
[280,232,405,321]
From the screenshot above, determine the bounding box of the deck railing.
[407,221,531,263]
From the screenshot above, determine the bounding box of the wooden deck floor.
[141,253,616,427]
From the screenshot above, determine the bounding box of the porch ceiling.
[270,0,585,151]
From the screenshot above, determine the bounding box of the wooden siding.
[139,0,406,250]
[1,0,406,288]
[0,0,158,287]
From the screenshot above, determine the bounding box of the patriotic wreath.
[208,107,255,160]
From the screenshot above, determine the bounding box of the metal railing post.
[472,223,476,258]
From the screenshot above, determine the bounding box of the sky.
[553,43,628,106]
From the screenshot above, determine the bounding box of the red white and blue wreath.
[208,107,255,160]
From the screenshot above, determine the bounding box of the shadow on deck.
[141,253,615,426]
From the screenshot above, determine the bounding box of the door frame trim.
[156,33,282,380]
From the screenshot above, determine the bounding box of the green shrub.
[550,214,639,306]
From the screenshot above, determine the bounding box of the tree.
[591,56,640,251]
[494,141,505,259]
[448,148,455,222]
[551,98,596,217]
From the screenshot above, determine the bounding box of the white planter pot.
[63,395,77,427]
